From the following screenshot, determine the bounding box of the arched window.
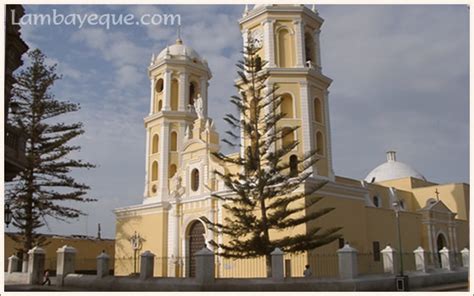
[399,200,405,210]
[282,127,294,148]
[169,164,177,179]
[278,28,292,68]
[170,79,179,111]
[156,78,164,93]
[281,94,293,118]
[289,155,298,177]
[314,98,323,123]
[152,134,159,154]
[304,33,315,64]
[170,131,178,151]
[151,161,158,181]
[316,131,324,155]
[373,196,380,208]
[158,100,163,111]
[191,169,199,191]
[189,81,197,106]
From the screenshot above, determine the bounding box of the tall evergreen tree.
[6,49,96,254]
[203,38,342,276]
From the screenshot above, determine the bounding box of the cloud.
[14,5,469,239]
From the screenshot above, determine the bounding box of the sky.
[7,5,469,239]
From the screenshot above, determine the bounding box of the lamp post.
[5,203,13,227]
[130,231,142,275]
[392,200,408,291]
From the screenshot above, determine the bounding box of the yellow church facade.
[114,5,469,278]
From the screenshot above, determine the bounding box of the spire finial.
[176,26,183,44]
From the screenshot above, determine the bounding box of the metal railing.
[358,253,384,275]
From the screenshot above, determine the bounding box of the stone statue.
[170,175,185,199]
[194,94,204,119]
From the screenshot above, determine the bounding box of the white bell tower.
[144,37,212,202]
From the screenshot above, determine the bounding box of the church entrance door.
[436,233,447,267]
[187,220,205,277]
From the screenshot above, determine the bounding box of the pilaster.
[262,19,276,67]
[323,90,335,180]
[163,69,172,111]
[159,122,170,199]
[293,19,305,67]
[149,78,155,115]
[200,77,208,118]
[299,81,315,175]
[179,71,189,112]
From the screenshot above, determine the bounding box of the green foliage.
[202,37,341,275]
[6,49,96,254]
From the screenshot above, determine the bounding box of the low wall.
[63,269,468,291]
[5,272,29,285]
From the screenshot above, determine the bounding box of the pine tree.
[6,49,96,255]
[203,38,342,276]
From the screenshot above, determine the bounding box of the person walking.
[42,269,51,286]
[303,264,313,277]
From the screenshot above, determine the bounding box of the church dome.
[156,38,203,62]
[365,151,426,183]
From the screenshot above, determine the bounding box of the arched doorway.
[187,220,206,277]
[436,233,447,267]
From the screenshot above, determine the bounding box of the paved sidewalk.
[412,282,468,291]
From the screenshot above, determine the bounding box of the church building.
[114,5,469,278]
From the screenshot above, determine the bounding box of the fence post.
[96,251,110,278]
[22,255,28,273]
[439,247,453,271]
[461,248,469,268]
[413,246,427,273]
[27,246,46,285]
[337,243,358,279]
[195,247,215,284]
[381,245,398,274]
[8,254,20,273]
[56,245,77,286]
[140,250,155,280]
[271,248,284,280]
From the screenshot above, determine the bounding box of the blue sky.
[11,5,469,238]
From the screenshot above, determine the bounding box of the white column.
[299,81,315,175]
[262,19,276,67]
[337,243,358,279]
[271,248,284,280]
[149,78,155,115]
[439,247,453,271]
[293,19,305,68]
[264,81,275,154]
[159,122,170,199]
[140,251,155,280]
[426,223,435,265]
[200,77,208,118]
[323,90,335,180]
[413,246,428,273]
[449,223,458,252]
[27,247,45,285]
[381,245,398,274]
[207,199,215,251]
[143,128,150,197]
[56,245,76,286]
[314,29,322,70]
[163,69,172,111]
[242,29,249,49]
[179,72,188,112]
[178,122,186,165]
[167,204,178,276]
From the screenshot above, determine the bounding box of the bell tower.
[144,37,212,202]
[239,4,334,180]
